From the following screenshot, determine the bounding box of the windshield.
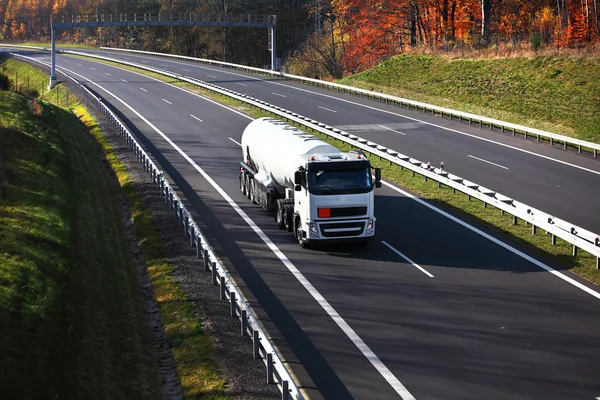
[308,168,373,195]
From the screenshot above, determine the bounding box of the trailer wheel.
[240,172,246,195]
[275,200,286,229]
[245,175,251,200]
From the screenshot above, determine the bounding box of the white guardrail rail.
[8,52,304,400]
[5,44,599,265]
[98,46,600,158]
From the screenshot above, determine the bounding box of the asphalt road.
[7,50,600,400]
[66,47,600,234]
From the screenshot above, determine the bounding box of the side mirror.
[294,170,302,185]
[374,168,382,188]
[294,184,301,192]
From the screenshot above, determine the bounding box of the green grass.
[73,53,600,287]
[337,54,600,144]
[79,103,227,399]
[0,83,159,397]
[0,57,228,398]
[14,41,97,50]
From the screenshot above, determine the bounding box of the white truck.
[239,117,381,248]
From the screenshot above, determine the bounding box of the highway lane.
[15,50,600,400]
[71,48,600,233]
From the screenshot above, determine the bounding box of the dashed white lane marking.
[121,79,128,83]
[236,82,248,87]
[468,155,509,170]
[228,137,241,146]
[90,67,96,70]
[105,72,111,76]
[272,92,287,97]
[318,106,337,113]
[162,98,172,105]
[379,124,407,136]
[382,241,434,277]
[140,87,148,92]
[207,74,217,78]
[42,60,416,400]
[181,68,191,72]
[190,114,203,122]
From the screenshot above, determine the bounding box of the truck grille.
[330,207,367,218]
[320,222,365,238]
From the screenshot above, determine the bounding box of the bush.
[530,32,542,52]
[0,74,9,90]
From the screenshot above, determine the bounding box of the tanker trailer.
[239,117,381,248]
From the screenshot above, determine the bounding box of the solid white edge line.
[160,58,598,176]
[162,99,172,104]
[228,137,241,146]
[190,114,203,123]
[468,155,509,170]
[46,59,416,400]
[381,180,600,300]
[318,106,337,113]
[382,241,434,278]
[379,125,407,136]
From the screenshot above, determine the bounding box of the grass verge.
[336,54,600,144]
[69,53,600,286]
[0,56,227,398]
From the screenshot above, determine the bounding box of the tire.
[275,200,286,229]
[283,205,293,232]
[245,175,251,200]
[296,217,309,248]
[240,172,246,195]
[250,180,257,204]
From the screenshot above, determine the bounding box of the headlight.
[310,222,318,233]
[366,218,374,230]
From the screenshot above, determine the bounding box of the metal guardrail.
[47,48,600,268]
[99,46,600,158]
[9,51,303,400]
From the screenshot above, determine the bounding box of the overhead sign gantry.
[49,12,277,88]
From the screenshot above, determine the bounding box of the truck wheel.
[275,201,286,229]
[240,172,246,195]
[283,205,293,232]
[250,180,257,204]
[296,218,309,248]
[245,175,251,200]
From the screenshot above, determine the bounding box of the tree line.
[1,1,598,77]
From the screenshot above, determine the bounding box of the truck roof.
[299,152,367,162]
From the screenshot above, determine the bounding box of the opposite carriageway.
[8,49,600,400]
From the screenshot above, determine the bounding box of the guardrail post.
[281,381,289,400]
[189,224,194,247]
[211,261,217,285]
[220,276,226,300]
[202,249,209,270]
[267,353,274,384]
[552,234,556,245]
[532,225,536,235]
[483,202,487,208]
[573,245,578,257]
[501,210,505,216]
[513,216,518,225]
[578,145,581,154]
[230,292,236,317]
[241,310,247,336]
[596,257,599,270]
[594,149,597,158]
[253,330,260,359]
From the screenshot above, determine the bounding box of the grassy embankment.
[0,57,226,399]
[70,53,600,286]
[337,54,600,144]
